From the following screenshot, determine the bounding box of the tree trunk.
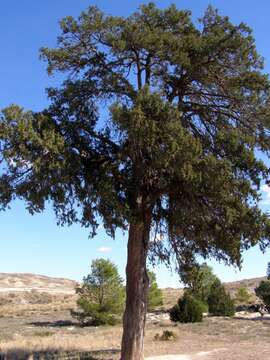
[121,217,151,360]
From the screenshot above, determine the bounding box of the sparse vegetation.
[154,330,176,341]
[2,311,270,360]
[33,331,54,337]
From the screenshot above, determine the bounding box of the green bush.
[255,280,270,308]
[169,293,204,323]
[208,279,235,317]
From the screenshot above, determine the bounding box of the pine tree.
[181,263,218,303]
[1,4,270,359]
[72,259,125,325]
[208,279,235,317]
[147,270,163,311]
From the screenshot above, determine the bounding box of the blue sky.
[1,0,270,287]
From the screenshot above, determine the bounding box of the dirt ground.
[0,310,270,359]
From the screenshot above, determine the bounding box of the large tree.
[1,3,270,359]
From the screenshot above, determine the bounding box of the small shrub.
[169,293,204,323]
[208,279,235,317]
[71,307,118,326]
[33,331,53,337]
[154,330,176,341]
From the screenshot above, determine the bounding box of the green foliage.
[255,280,270,307]
[147,270,163,311]
[72,259,125,325]
[234,287,252,304]
[208,279,235,317]
[169,292,204,323]
[1,7,270,350]
[2,4,270,356]
[267,263,270,280]
[0,3,270,275]
[182,263,218,304]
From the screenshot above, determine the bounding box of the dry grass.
[0,329,121,354]
[1,312,270,359]
[0,291,77,318]
[0,300,76,318]
[0,278,269,359]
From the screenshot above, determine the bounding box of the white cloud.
[261,184,270,205]
[98,246,112,253]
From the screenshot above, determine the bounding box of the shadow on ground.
[27,320,80,328]
[0,348,120,360]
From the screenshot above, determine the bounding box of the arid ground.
[0,273,268,359]
[0,309,270,359]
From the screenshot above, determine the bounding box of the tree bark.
[121,216,151,360]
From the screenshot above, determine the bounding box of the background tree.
[255,280,270,309]
[182,263,218,304]
[1,3,270,359]
[72,258,125,325]
[267,262,270,280]
[234,287,252,305]
[147,270,163,311]
[208,279,235,317]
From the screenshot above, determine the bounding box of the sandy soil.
[146,349,226,360]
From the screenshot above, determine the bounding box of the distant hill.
[0,273,77,294]
[0,273,266,309]
[224,276,267,296]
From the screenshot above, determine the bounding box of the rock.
[147,311,170,323]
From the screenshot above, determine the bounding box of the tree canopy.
[1,3,270,358]
[1,3,270,270]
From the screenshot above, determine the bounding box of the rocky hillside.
[0,273,77,294]
[0,273,266,308]
[224,276,267,299]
